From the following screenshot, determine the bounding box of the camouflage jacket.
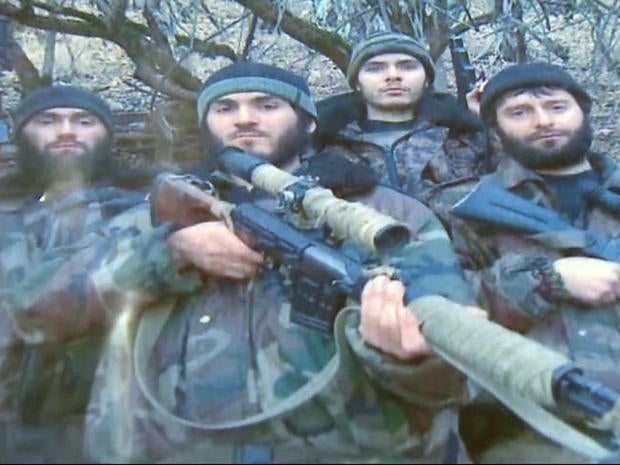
[84,184,476,463]
[427,152,620,390]
[0,186,146,425]
[318,112,486,202]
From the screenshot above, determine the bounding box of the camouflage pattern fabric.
[319,119,486,202]
[0,186,146,462]
[83,184,476,463]
[427,152,620,460]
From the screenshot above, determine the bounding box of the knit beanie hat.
[480,62,592,123]
[196,61,318,129]
[12,85,114,137]
[346,31,435,88]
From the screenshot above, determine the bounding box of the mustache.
[232,129,269,138]
[526,129,570,142]
[45,140,88,151]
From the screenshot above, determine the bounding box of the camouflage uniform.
[317,94,487,202]
[83,183,476,463]
[0,186,146,463]
[427,152,620,462]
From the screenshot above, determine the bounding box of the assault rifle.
[150,160,620,460]
[451,178,620,261]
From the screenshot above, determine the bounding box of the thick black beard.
[16,134,113,189]
[497,118,593,171]
[202,122,310,168]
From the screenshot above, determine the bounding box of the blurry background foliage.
[0,0,617,166]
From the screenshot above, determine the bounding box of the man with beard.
[80,61,483,463]
[428,63,620,462]
[315,31,486,202]
[0,85,147,463]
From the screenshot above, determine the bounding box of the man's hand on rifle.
[554,256,620,306]
[167,221,264,280]
[359,275,432,361]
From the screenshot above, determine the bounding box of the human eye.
[34,114,54,125]
[549,101,568,112]
[362,62,384,73]
[400,60,420,71]
[78,116,96,125]
[509,106,529,118]
[213,103,233,114]
[260,99,281,110]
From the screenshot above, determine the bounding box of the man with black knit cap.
[0,85,147,463]
[428,63,620,463]
[80,60,484,463]
[317,31,485,201]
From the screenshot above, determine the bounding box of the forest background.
[0,0,617,170]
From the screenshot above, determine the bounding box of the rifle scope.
[216,147,411,253]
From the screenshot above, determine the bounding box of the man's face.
[205,92,313,166]
[21,107,108,160]
[495,88,591,169]
[356,53,427,114]
[18,107,110,184]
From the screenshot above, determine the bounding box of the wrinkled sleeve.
[479,252,567,330]
[2,205,203,343]
[343,310,466,408]
[428,186,567,330]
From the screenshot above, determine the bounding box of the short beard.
[16,135,112,188]
[497,118,593,171]
[202,121,310,168]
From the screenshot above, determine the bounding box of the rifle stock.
[150,172,620,457]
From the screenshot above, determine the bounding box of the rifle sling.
[132,301,354,434]
[131,300,616,460]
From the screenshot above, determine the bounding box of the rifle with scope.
[149,148,620,460]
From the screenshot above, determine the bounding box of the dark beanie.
[479,62,592,123]
[196,61,317,129]
[346,31,435,88]
[12,85,114,137]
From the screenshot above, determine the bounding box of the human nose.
[533,106,552,127]
[57,118,76,137]
[234,104,257,126]
[386,64,401,81]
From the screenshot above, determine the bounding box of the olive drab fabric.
[83,184,476,463]
[0,186,146,462]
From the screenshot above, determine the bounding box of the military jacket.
[319,117,486,202]
[0,186,146,426]
[83,184,475,463]
[428,152,620,390]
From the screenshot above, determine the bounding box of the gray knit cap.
[197,61,317,129]
[346,32,435,88]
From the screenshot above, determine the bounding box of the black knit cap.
[480,62,592,123]
[196,61,317,129]
[11,85,114,138]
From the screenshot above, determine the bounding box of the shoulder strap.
[132,304,359,432]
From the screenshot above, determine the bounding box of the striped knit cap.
[197,61,317,129]
[346,31,435,88]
